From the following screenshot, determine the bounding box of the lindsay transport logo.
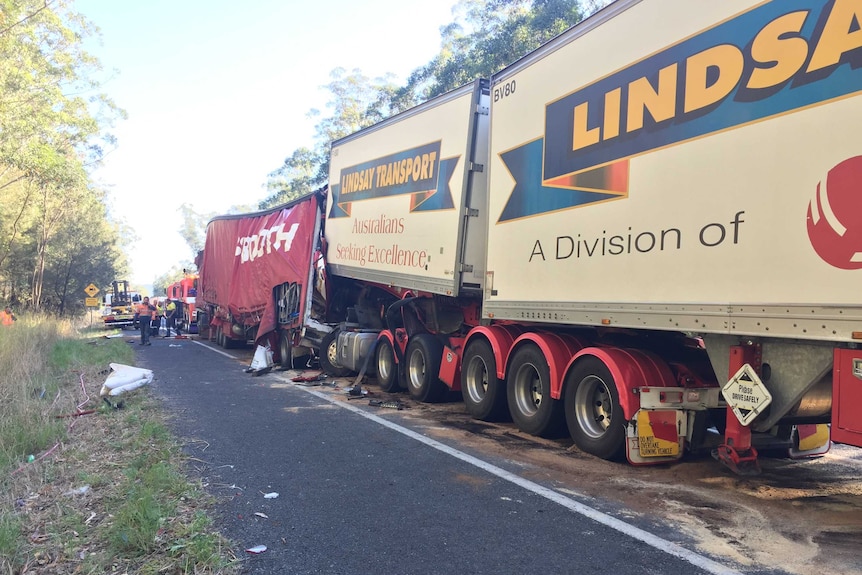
[328,141,460,218]
[808,157,862,270]
[498,0,862,222]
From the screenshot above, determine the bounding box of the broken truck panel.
[198,191,323,347]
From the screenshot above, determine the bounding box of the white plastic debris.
[64,485,91,496]
[249,345,274,373]
[263,492,279,499]
[99,363,154,397]
[254,512,269,519]
[245,545,267,554]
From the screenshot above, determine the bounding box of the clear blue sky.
[73,0,460,291]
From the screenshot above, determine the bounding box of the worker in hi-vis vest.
[165,299,180,337]
[137,297,155,345]
[0,306,16,326]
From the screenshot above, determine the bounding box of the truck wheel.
[507,344,566,437]
[222,328,236,349]
[564,358,626,460]
[462,339,508,421]
[320,330,351,377]
[375,338,401,392]
[216,326,225,347]
[404,334,446,403]
[279,331,294,370]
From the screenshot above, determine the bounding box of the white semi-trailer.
[324,0,862,473]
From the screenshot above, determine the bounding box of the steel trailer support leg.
[715,344,761,475]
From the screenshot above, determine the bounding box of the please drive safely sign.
[722,364,772,426]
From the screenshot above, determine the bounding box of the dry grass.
[0,318,240,574]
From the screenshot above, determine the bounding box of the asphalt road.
[134,337,762,575]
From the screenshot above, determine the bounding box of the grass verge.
[0,317,239,574]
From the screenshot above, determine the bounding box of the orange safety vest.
[137,302,155,320]
[0,310,13,326]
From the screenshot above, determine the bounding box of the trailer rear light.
[853,332,862,340]
[601,318,611,325]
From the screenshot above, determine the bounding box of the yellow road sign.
[84,283,100,297]
[85,297,100,307]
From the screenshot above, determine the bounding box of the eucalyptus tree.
[263,0,594,208]
[42,190,128,315]
[262,68,399,209]
[178,203,216,257]
[0,0,125,310]
[406,0,585,99]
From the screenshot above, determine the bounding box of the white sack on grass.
[100,363,154,397]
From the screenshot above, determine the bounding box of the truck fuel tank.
[336,331,379,373]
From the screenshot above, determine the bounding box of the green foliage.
[0,514,23,567]
[409,0,584,99]
[171,202,252,268]
[177,203,217,257]
[152,264,193,298]
[109,487,171,555]
[0,0,126,313]
[49,329,133,372]
[261,146,321,209]
[108,441,196,557]
[261,68,400,209]
[262,0,595,208]
[168,511,229,570]
[0,318,133,470]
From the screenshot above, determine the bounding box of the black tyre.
[375,338,401,392]
[320,330,351,377]
[462,339,508,421]
[506,344,566,437]
[278,330,294,370]
[216,326,225,347]
[404,334,446,403]
[564,357,626,460]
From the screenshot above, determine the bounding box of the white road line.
[193,339,239,360]
[290,381,742,575]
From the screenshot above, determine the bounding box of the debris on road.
[245,545,267,554]
[369,399,407,410]
[292,372,326,383]
[246,345,274,376]
[346,383,369,399]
